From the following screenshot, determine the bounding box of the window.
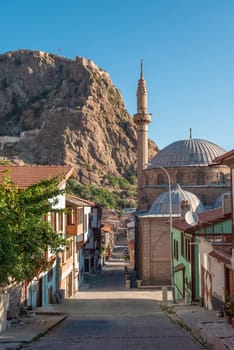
[67,208,75,225]
[184,237,191,262]
[176,171,183,184]
[61,251,65,264]
[50,212,57,231]
[47,212,51,224]
[66,240,73,259]
[47,268,53,282]
[157,173,164,184]
[219,172,225,184]
[78,208,84,225]
[197,171,205,185]
[181,232,184,257]
[58,212,63,232]
[84,213,88,232]
[174,240,178,260]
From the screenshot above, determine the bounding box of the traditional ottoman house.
[80,197,102,279]
[0,165,73,319]
[134,64,231,286]
[65,194,102,291]
[101,224,115,263]
[172,204,232,307]
[210,151,234,305]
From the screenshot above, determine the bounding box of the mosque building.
[133,64,231,286]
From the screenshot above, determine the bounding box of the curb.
[0,313,69,350]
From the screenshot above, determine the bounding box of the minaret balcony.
[133,113,151,125]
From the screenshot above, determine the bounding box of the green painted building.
[172,208,232,303]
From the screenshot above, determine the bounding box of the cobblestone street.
[19,246,206,350]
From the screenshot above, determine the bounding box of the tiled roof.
[101,225,113,233]
[198,207,230,224]
[66,193,98,207]
[173,207,231,231]
[0,165,74,189]
[172,219,192,231]
[213,149,234,166]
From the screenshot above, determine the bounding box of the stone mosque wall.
[141,164,230,211]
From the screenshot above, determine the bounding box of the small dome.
[149,185,205,215]
[150,138,226,167]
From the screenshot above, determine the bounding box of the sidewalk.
[163,302,234,350]
[0,308,68,350]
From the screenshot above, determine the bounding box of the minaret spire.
[133,61,152,209]
[140,59,144,79]
[136,60,148,114]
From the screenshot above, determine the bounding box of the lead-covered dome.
[150,138,226,167]
[149,184,205,215]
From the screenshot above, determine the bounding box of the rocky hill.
[0,50,157,184]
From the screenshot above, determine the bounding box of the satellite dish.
[185,211,198,226]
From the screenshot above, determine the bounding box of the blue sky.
[1,0,234,151]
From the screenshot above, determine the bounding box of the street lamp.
[156,166,176,304]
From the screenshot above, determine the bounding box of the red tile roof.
[173,207,231,232]
[0,165,74,189]
[101,225,113,233]
[172,219,192,231]
[213,149,234,165]
[198,207,230,224]
[66,193,99,207]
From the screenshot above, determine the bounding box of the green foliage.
[0,160,12,165]
[67,178,136,210]
[108,87,115,95]
[103,174,134,190]
[99,246,105,257]
[0,175,67,287]
[86,163,92,171]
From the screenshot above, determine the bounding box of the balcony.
[66,223,84,237]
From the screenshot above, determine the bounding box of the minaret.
[133,61,151,206]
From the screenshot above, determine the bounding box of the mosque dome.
[148,184,205,215]
[150,138,226,168]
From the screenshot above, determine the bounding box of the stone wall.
[137,217,171,284]
[6,282,25,319]
[142,165,230,210]
[0,293,9,333]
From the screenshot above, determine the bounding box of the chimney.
[180,200,191,220]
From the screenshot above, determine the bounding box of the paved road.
[21,250,205,350]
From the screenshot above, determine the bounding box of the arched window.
[176,171,183,184]
[197,172,205,185]
[157,173,164,184]
[219,172,225,184]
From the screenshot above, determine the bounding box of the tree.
[0,175,67,288]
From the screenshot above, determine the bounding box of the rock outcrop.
[0,50,157,184]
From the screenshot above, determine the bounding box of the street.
[21,245,206,350]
